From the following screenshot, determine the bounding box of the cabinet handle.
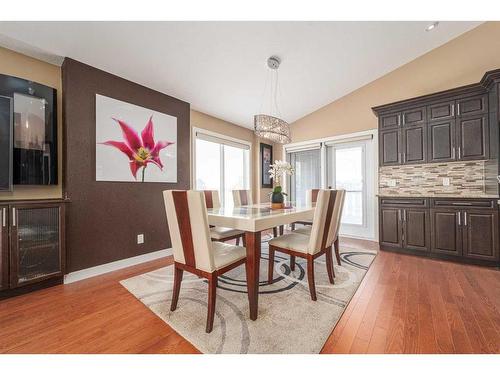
[2,207,5,227]
[464,212,467,226]
[403,209,407,222]
[452,147,456,159]
[398,114,401,126]
[451,104,455,117]
[457,103,461,116]
[458,147,461,159]
[457,211,461,226]
[403,153,406,163]
[401,114,405,125]
[12,207,16,227]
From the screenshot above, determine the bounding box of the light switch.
[443,177,450,186]
[137,234,144,244]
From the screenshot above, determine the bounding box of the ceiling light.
[425,22,439,32]
[254,56,291,144]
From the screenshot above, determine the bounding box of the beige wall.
[291,22,500,143]
[190,109,278,203]
[0,46,63,201]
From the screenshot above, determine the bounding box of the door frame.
[283,129,378,241]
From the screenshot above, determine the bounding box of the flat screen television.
[0,74,57,188]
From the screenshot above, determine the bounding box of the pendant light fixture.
[254,56,291,144]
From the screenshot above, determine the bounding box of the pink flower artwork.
[100,116,174,182]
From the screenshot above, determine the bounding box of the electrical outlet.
[388,179,396,187]
[443,177,450,186]
[137,234,144,244]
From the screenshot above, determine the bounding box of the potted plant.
[268,160,294,209]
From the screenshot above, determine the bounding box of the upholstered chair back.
[306,189,321,205]
[232,189,253,206]
[330,189,346,243]
[307,190,344,254]
[163,190,215,273]
[203,190,221,209]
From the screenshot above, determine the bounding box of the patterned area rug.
[120,235,376,353]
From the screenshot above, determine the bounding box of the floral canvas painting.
[95,94,177,183]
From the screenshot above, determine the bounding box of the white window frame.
[192,127,252,206]
[283,129,378,241]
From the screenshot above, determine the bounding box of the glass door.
[327,139,375,239]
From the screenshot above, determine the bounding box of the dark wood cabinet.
[428,119,455,162]
[379,129,401,166]
[456,114,488,160]
[402,125,427,164]
[379,198,429,253]
[457,94,488,117]
[379,112,400,129]
[428,100,455,121]
[379,207,402,249]
[462,210,499,261]
[403,208,430,252]
[430,209,462,256]
[379,198,499,266]
[0,200,66,299]
[402,106,426,126]
[0,205,8,291]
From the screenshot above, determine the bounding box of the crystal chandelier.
[254,56,291,144]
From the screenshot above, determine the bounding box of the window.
[194,129,250,209]
[287,148,321,205]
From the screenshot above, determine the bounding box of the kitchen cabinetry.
[379,197,499,265]
[376,88,490,166]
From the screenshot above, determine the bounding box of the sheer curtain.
[287,149,321,205]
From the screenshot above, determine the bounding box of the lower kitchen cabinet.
[462,210,499,261]
[379,197,500,266]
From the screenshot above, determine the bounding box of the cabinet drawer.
[428,100,455,121]
[380,197,428,207]
[431,199,497,209]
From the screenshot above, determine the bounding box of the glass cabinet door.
[10,204,63,287]
[0,205,8,291]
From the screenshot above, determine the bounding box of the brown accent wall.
[0,46,62,201]
[63,58,190,273]
[290,22,500,142]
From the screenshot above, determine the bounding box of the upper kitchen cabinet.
[373,70,500,166]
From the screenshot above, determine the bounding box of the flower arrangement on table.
[268,160,294,209]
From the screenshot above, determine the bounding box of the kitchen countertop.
[377,194,500,199]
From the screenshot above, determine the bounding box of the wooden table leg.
[245,231,261,321]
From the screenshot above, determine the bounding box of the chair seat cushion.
[293,226,312,236]
[269,233,310,254]
[210,226,244,240]
[212,241,247,270]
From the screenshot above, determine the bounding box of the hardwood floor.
[0,237,499,354]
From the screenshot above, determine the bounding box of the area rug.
[120,235,376,353]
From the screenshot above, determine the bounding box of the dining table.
[206,202,315,320]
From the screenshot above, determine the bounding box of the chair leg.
[279,225,284,235]
[268,246,275,284]
[334,237,341,265]
[291,223,296,231]
[290,255,296,271]
[170,266,183,311]
[273,227,278,237]
[242,235,246,247]
[206,274,217,333]
[306,257,317,301]
[325,246,335,284]
[236,237,240,246]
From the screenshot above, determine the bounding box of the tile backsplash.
[379,160,498,197]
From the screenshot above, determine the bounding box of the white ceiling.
[0,21,481,128]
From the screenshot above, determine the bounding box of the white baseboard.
[64,248,173,284]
